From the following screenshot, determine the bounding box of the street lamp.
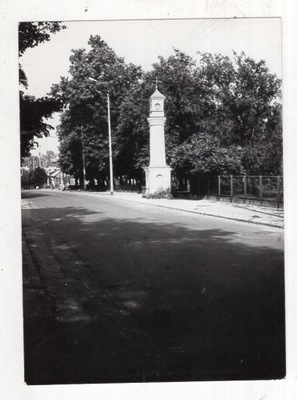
[81,129,87,190]
[89,77,114,195]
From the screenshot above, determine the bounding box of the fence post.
[277,175,281,203]
[243,175,247,198]
[230,175,233,197]
[218,175,221,196]
[259,175,263,201]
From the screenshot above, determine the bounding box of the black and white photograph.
[1,1,297,399]
[19,17,285,385]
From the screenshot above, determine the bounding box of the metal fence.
[207,175,283,203]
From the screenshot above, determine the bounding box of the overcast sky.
[22,17,281,154]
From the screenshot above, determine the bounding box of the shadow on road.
[22,200,285,385]
[22,190,50,199]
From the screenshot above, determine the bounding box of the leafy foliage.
[171,133,244,176]
[146,50,205,162]
[20,93,61,156]
[40,150,57,167]
[52,38,282,184]
[51,35,143,187]
[168,51,282,176]
[19,22,66,157]
[19,22,66,87]
[21,167,47,188]
[144,188,173,199]
[19,22,66,56]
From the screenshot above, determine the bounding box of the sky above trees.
[23,18,282,98]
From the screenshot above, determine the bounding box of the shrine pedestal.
[143,165,171,196]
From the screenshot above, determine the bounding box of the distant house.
[48,169,63,187]
[46,167,74,188]
[21,153,75,188]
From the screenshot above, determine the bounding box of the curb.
[114,198,284,229]
[41,189,284,229]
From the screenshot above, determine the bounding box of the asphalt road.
[22,190,285,384]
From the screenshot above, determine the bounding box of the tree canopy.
[169,51,282,177]
[21,167,47,189]
[52,38,282,187]
[19,21,66,157]
[50,35,143,187]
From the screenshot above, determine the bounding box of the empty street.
[22,190,285,384]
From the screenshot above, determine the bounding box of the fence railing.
[207,175,283,203]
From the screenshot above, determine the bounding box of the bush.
[21,167,47,189]
[21,170,31,189]
[32,167,47,187]
[145,188,173,199]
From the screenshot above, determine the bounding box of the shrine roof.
[150,88,165,99]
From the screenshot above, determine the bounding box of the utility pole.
[81,130,86,190]
[107,91,114,195]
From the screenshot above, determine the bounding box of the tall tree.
[51,35,142,187]
[19,21,66,157]
[170,51,282,177]
[115,77,155,180]
[171,133,244,177]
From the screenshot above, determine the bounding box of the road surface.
[22,190,285,384]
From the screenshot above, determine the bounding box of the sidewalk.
[69,190,284,229]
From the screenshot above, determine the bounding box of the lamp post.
[89,77,114,195]
[81,129,87,190]
[106,91,114,195]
